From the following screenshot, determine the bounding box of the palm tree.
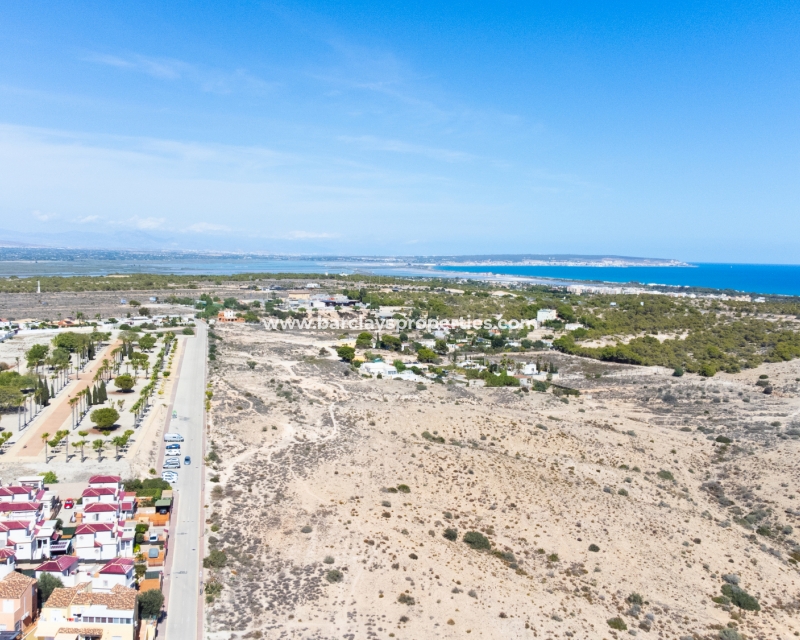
[72,439,87,463]
[111,436,125,460]
[92,439,104,461]
[41,432,50,462]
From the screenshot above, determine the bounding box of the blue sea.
[435,263,800,297]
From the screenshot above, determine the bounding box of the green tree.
[114,374,135,391]
[355,332,374,349]
[416,348,438,363]
[91,407,120,429]
[138,334,157,351]
[25,344,49,372]
[336,346,356,362]
[37,573,64,604]
[137,589,164,619]
[92,439,105,461]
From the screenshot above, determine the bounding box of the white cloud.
[282,231,339,239]
[187,222,230,234]
[32,209,58,221]
[74,215,100,224]
[132,217,165,230]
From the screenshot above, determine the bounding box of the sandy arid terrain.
[202,322,800,640]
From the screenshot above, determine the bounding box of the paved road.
[164,322,207,640]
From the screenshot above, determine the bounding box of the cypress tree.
[100,381,107,403]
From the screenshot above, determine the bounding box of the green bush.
[443,528,458,541]
[721,584,760,611]
[607,617,627,631]
[40,471,58,484]
[137,589,164,619]
[657,470,675,482]
[114,374,135,391]
[323,555,335,564]
[397,593,415,605]
[397,484,411,493]
[715,435,732,444]
[421,431,445,444]
[203,549,227,569]
[463,531,491,550]
[90,407,120,429]
[588,544,600,552]
[325,569,343,583]
[336,346,355,362]
[627,592,643,605]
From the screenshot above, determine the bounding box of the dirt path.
[11,341,120,457]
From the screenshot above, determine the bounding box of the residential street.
[163,322,207,639]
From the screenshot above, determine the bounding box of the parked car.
[163,460,181,469]
[165,450,180,457]
[63,499,75,509]
[165,443,181,450]
[161,471,178,482]
[164,433,184,442]
[184,456,191,465]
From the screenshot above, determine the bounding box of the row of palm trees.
[41,427,135,463]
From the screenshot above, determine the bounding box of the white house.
[0,548,16,579]
[35,555,80,585]
[93,557,136,592]
[537,309,558,322]
[565,323,583,331]
[73,522,135,561]
[81,487,119,504]
[88,475,123,491]
[361,362,398,378]
[35,583,138,640]
[521,363,538,376]
[0,519,57,561]
[82,502,120,524]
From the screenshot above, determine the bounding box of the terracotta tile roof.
[72,584,137,610]
[75,522,114,534]
[56,627,103,636]
[88,475,121,484]
[0,548,15,559]
[0,570,35,598]
[35,555,79,573]
[99,557,134,575]
[44,586,80,609]
[0,520,30,531]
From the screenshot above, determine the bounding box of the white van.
[164,433,184,442]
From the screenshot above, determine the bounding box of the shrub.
[301,525,312,533]
[325,569,343,583]
[716,435,732,444]
[40,471,58,484]
[397,484,411,493]
[182,327,195,335]
[672,366,684,377]
[547,553,559,562]
[90,407,120,429]
[421,431,445,444]
[657,470,675,482]
[323,555,335,564]
[627,592,643,605]
[463,531,491,550]
[607,617,627,631]
[397,593,415,605]
[114,374,135,391]
[699,363,717,377]
[719,629,743,640]
[203,549,227,569]
[468,589,477,598]
[443,528,458,541]
[588,544,600,552]
[721,584,760,611]
[617,488,628,496]
[336,346,355,362]
[204,581,223,603]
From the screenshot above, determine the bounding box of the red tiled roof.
[35,555,79,573]
[100,557,134,574]
[0,501,40,512]
[0,521,30,532]
[82,487,117,498]
[75,522,114,534]
[0,549,15,559]
[88,475,121,484]
[84,502,119,513]
[0,486,31,496]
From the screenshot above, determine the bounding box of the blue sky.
[0,2,799,261]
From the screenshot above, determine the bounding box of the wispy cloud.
[281,231,339,240]
[82,51,275,94]
[74,215,100,224]
[32,210,58,221]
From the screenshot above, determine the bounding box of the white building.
[361,362,398,378]
[537,309,558,322]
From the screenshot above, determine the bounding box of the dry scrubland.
[202,324,800,640]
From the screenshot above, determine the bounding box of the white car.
[165,450,180,457]
[163,460,181,469]
[161,471,178,482]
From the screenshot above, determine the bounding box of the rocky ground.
[203,323,800,640]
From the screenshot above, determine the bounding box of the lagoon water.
[436,263,800,296]
[0,254,798,296]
